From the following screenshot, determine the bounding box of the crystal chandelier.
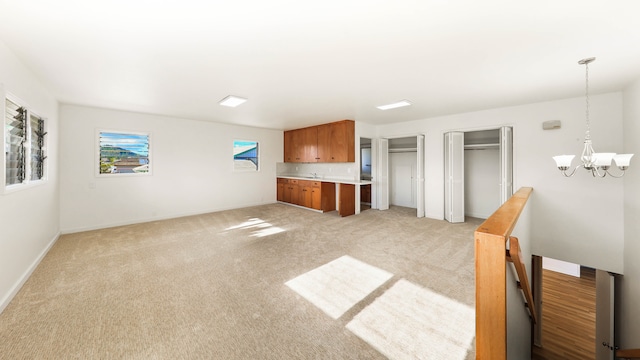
[553,57,633,177]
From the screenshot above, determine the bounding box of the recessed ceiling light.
[376,100,412,110]
[219,95,248,107]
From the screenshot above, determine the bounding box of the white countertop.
[277,175,372,186]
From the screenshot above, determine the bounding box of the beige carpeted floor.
[0,204,482,359]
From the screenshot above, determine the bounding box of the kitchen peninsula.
[276,175,372,217]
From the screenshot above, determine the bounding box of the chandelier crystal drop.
[553,57,633,178]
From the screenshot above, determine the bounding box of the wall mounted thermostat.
[542,120,561,130]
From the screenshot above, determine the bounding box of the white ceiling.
[1,0,640,130]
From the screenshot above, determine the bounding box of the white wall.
[59,105,282,233]
[0,40,59,312]
[620,77,640,348]
[377,93,625,274]
[464,148,500,218]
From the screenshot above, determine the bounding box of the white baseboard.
[465,211,489,220]
[0,231,60,314]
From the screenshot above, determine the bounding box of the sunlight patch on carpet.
[225,218,265,230]
[285,255,393,319]
[225,218,285,237]
[346,279,475,360]
[250,225,285,237]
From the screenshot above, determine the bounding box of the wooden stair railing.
[475,187,533,360]
[618,349,640,359]
[506,236,537,324]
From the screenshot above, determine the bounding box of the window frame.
[96,129,152,177]
[233,139,260,172]
[3,92,48,193]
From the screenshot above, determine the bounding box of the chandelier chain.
[585,61,590,140]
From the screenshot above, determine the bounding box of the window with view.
[233,140,259,171]
[4,96,47,188]
[98,131,150,175]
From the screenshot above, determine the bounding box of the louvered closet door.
[444,132,464,223]
[500,126,514,204]
[417,134,425,218]
[377,138,389,211]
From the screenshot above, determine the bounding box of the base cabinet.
[278,178,335,212]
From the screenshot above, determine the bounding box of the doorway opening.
[444,127,513,223]
[376,135,425,218]
[531,255,619,360]
[360,137,372,211]
[389,137,418,209]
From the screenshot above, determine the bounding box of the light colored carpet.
[346,278,475,360]
[0,204,482,359]
[285,255,393,319]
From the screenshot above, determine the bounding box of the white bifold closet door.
[377,138,389,211]
[444,132,464,223]
[500,126,514,204]
[417,135,425,218]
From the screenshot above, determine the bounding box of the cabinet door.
[329,120,355,162]
[316,124,331,162]
[282,182,294,204]
[283,183,292,203]
[277,179,286,202]
[321,182,336,211]
[299,181,312,207]
[291,129,304,162]
[339,183,356,217]
[290,182,300,205]
[284,131,294,162]
[301,127,318,162]
[311,182,322,210]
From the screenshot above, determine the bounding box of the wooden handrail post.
[475,231,507,359]
[475,187,533,360]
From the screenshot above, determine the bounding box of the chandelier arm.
[591,167,607,178]
[590,167,608,178]
[604,168,626,178]
[561,164,584,177]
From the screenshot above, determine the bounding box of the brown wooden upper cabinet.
[284,120,354,163]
